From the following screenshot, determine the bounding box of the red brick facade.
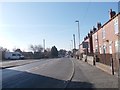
[80,11,120,72]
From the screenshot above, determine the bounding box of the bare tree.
[0,47,4,51]
[29,44,43,53]
[0,46,9,60]
[29,45,36,52]
[13,47,17,52]
[58,49,67,57]
[0,46,9,52]
[44,48,51,58]
[46,48,51,52]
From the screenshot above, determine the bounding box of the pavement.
[82,55,119,77]
[67,58,118,88]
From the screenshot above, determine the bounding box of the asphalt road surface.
[2,58,74,88]
[1,58,118,89]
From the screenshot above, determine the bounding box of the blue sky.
[0,2,118,51]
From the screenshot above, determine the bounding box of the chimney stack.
[84,37,86,41]
[88,33,90,37]
[93,26,97,32]
[90,30,93,34]
[97,22,102,30]
[109,9,116,19]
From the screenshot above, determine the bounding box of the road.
[1,58,118,89]
[2,58,74,88]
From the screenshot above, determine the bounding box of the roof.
[92,12,120,35]
[81,12,120,45]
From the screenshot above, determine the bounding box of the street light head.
[75,20,79,22]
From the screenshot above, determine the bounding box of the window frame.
[114,18,118,34]
[102,28,106,39]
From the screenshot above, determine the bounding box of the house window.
[95,48,98,52]
[102,29,105,39]
[115,40,120,53]
[103,44,106,54]
[114,19,118,34]
[109,45,112,54]
[95,33,98,40]
[95,45,98,53]
[94,33,98,43]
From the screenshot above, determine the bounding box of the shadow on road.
[2,69,94,89]
[66,81,94,88]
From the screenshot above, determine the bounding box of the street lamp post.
[75,20,80,59]
[71,40,73,51]
[43,39,45,52]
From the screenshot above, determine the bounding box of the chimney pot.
[90,30,93,34]
[84,37,86,41]
[93,26,97,32]
[109,9,116,19]
[97,22,102,30]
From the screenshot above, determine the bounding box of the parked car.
[5,52,24,60]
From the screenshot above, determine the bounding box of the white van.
[5,52,24,60]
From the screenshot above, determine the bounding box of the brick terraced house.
[80,9,120,73]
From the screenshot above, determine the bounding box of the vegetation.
[58,49,67,57]
[0,47,9,52]
[51,46,58,58]
[0,46,9,60]
[13,48,22,53]
[1,45,73,60]
[29,44,43,53]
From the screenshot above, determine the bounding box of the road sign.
[82,42,89,48]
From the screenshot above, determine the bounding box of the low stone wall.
[82,54,93,65]
[87,56,94,65]
[81,54,118,76]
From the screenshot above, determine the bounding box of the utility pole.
[43,39,45,52]
[73,34,76,49]
[71,40,73,51]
